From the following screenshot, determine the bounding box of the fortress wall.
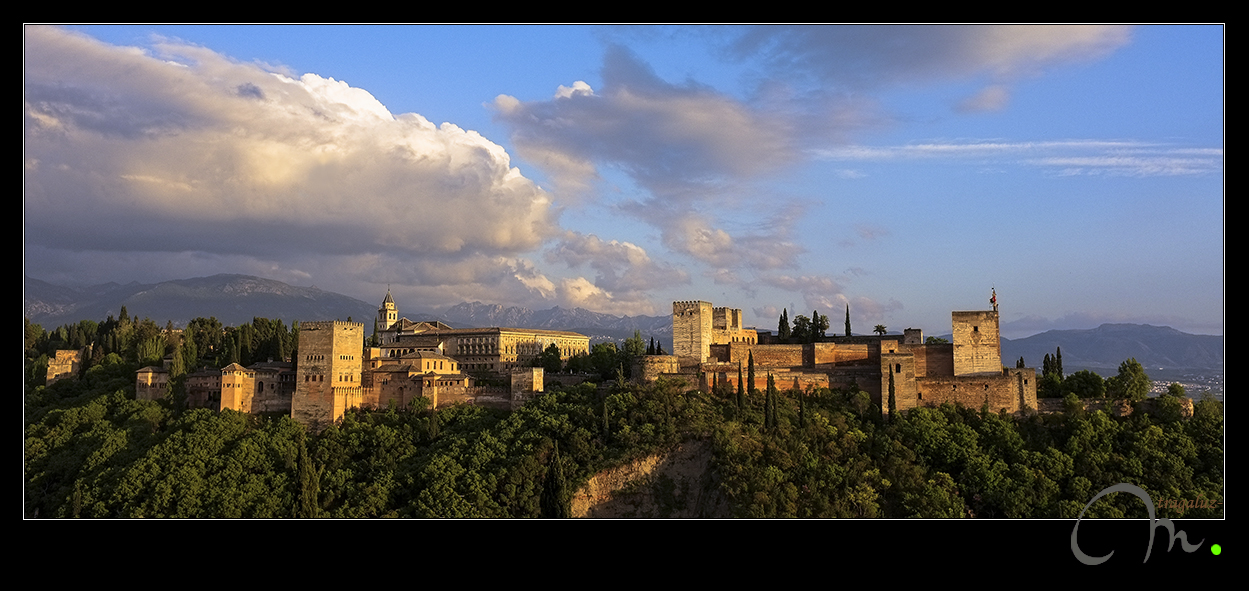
[713,367,830,393]
[915,369,1032,414]
[830,343,874,365]
[635,355,681,382]
[910,344,954,378]
[813,342,838,364]
[747,344,805,368]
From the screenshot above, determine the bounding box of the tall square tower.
[951,311,1001,375]
[292,321,364,431]
[673,301,713,364]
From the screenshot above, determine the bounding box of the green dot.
[1211,544,1221,556]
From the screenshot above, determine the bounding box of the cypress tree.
[887,365,897,422]
[296,432,321,518]
[602,398,610,438]
[541,441,570,518]
[747,351,757,396]
[737,362,744,410]
[428,407,440,440]
[778,308,791,340]
[766,373,777,429]
[798,387,807,427]
[845,304,852,337]
[1056,347,1064,379]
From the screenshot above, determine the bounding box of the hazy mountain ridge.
[24,276,673,341]
[440,301,671,334]
[1001,323,1223,371]
[24,274,379,328]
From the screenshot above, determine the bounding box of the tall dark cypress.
[541,441,570,518]
[798,388,807,427]
[845,304,852,337]
[737,362,744,410]
[747,351,757,396]
[779,308,791,340]
[887,365,897,422]
[766,373,777,429]
[1056,347,1064,379]
[297,432,320,518]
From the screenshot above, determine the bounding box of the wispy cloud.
[813,139,1223,176]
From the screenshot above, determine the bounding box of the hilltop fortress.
[138,291,589,430]
[641,295,1037,415]
[134,289,1035,430]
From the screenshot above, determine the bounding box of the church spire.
[379,287,398,331]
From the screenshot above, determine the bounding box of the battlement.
[300,320,365,331]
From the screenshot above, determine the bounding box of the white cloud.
[730,25,1132,88]
[545,231,689,292]
[812,139,1222,177]
[24,25,565,309]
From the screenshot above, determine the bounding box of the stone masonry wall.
[914,368,1034,415]
[908,344,954,378]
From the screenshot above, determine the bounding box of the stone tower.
[292,320,364,431]
[378,289,398,331]
[951,310,1001,375]
[673,300,713,365]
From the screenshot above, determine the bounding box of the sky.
[23,25,1224,339]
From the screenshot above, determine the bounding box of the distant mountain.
[24,276,674,347]
[436,301,672,347]
[440,301,670,333]
[24,274,378,328]
[1001,323,1223,371]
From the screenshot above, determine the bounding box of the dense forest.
[24,315,1224,517]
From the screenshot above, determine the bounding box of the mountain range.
[23,274,673,344]
[25,274,1222,370]
[999,323,1224,372]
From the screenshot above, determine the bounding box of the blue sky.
[24,25,1223,338]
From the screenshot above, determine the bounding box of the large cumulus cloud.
[26,26,555,258]
[23,26,579,309]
